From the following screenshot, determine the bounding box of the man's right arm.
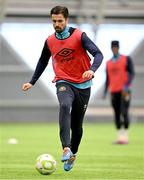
[29,40,51,85]
[22,40,51,91]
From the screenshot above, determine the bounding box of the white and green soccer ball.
[35,154,57,175]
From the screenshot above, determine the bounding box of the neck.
[112,53,120,61]
[56,26,70,39]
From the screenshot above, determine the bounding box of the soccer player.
[22,6,103,171]
[103,40,135,144]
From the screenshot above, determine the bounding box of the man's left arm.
[125,56,135,88]
[122,56,135,98]
[81,32,103,73]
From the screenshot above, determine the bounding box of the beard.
[54,26,63,33]
[55,29,62,33]
[55,27,62,33]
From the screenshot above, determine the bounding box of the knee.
[60,102,71,112]
[122,111,128,117]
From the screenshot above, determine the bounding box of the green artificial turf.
[0,122,144,180]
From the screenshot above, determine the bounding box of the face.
[51,14,68,33]
[112,47,119,55]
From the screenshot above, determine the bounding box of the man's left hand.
[82,70,94,79]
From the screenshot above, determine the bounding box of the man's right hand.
[22,83,32,91]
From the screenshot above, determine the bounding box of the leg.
[118,91,131,144]
[64,87,90,171]
[111,92,122,130]
[111,92,129,144]
[56,83,74,149]
[70,88,91,154]
[121,91,131,129]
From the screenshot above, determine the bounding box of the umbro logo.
[56,48,75,57]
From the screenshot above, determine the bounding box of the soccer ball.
[35,154,57,175]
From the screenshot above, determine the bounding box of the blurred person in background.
[103,40,135,144]
[22,6,103,171]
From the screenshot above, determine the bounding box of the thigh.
[71,88,91,125]
[111,92,121,111]
[74,87,91,110]
[56,82,74,105]
[121,91,131,113]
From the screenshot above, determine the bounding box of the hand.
[123,85,129,92]
[22,83,32,91]
[122,90,130,101]
[82,70,94,79]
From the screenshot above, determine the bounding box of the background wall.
[0,0,144,122]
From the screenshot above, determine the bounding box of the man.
[22,6,103,171]
[103,40,135,144]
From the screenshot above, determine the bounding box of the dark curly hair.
[50,6,69,18]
